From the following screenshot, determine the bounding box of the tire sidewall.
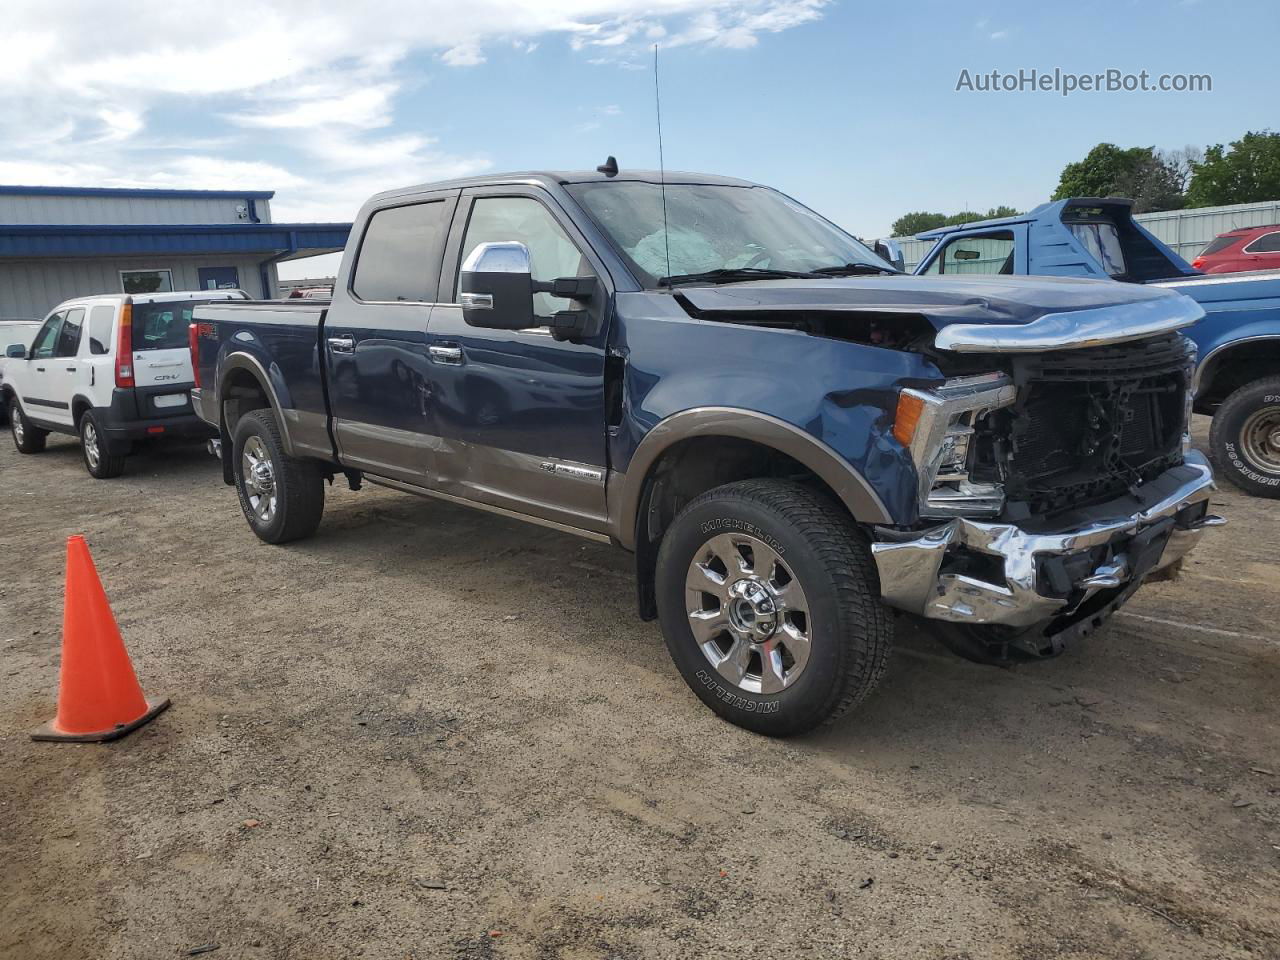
[11,399,38,453]
[656,494,854,734]
[1211,382,1280,497]
[79,411,110,478]
[9,400,22,448]
[232,413,290,541]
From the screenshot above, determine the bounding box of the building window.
[120,269,174,294]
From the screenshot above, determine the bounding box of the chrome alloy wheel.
[685,532,812,694]
[12,410,24,445]
[1240,405,1280,475]
[82,420,100,469]
[241,435,278,523]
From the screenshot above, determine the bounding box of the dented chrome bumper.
[871,451,1222,629]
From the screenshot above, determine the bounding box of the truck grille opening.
[977,335,1194,514]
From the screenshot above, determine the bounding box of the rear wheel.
[79,410,126,479]
[10,399,47,454]
[1208,375,1280,498]
[232,409,325,543]
[655,479,892,736]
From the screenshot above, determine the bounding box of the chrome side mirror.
[459,241,537,331]
[873,238,906,272]
[5,343,26,359]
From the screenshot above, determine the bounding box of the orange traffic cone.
[30,535,170,742]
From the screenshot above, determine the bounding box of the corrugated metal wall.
[0,256,274,318]
[893,199,1280,270]
[1137,200,1280,261]
[0,193,269,226]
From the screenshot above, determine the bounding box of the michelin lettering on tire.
[698,517,787,554]
[695,670,781,714]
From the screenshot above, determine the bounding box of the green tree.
[1052,143,1185,212]
[1186,131,1280,207]
[891,211,948,236]
[892,206,1021,237]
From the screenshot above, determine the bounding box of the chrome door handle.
[327,335,355,354]
[429,344,464,365]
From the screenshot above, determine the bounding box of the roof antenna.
[596,155,618,177]
[653,43,671,282]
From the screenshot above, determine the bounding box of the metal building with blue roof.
[0,185,350,317]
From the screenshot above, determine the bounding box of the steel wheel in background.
[1239,405,1280,476]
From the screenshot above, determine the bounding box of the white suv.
[2,290,246,478]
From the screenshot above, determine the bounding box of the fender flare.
[609,406,892,550]
[217,352,295,456]
[1195,334,1280,396]
[69,394,96,424]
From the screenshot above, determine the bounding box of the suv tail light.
[115,302,134,387]
[189,321,201,388]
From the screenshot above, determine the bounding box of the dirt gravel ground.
[2,416,1278,960]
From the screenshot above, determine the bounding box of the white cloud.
[228,86,399,130]
[0,0,826,225]
[441,43,487,67]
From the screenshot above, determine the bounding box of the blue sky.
[1,0,1276,279]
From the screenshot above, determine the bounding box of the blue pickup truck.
[910,197,1280,498]
[191,169,1220,735]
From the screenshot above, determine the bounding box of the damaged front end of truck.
[870,292,1223,662]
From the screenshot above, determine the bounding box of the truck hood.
[675,274,1205,352]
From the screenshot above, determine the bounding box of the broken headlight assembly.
[892,373,1017,518]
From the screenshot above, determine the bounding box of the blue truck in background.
[190,169,1220,736]
[910,197,1280,498]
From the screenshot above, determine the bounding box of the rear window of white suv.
[131,302,199,351]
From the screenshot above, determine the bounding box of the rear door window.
[55,308,85,358]
[351,200,451,302]
[1244,231,1280,254]
[87,305,115,355]
[131,302,198,351]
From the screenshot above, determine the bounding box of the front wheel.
[80,410,126,478]
[655,479,892,736]
[232,410,325,544]
[10,399,47,454]
[1208,375,1280,498]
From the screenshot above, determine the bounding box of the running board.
[361,473,613,544]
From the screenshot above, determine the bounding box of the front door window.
[458,197,592,318]
[30,314,64,359]
[923,232,1016,275]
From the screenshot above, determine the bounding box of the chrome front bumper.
[871,451,1222,629]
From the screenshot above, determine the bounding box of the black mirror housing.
[459,241,537,331]
[5,343,26,359]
